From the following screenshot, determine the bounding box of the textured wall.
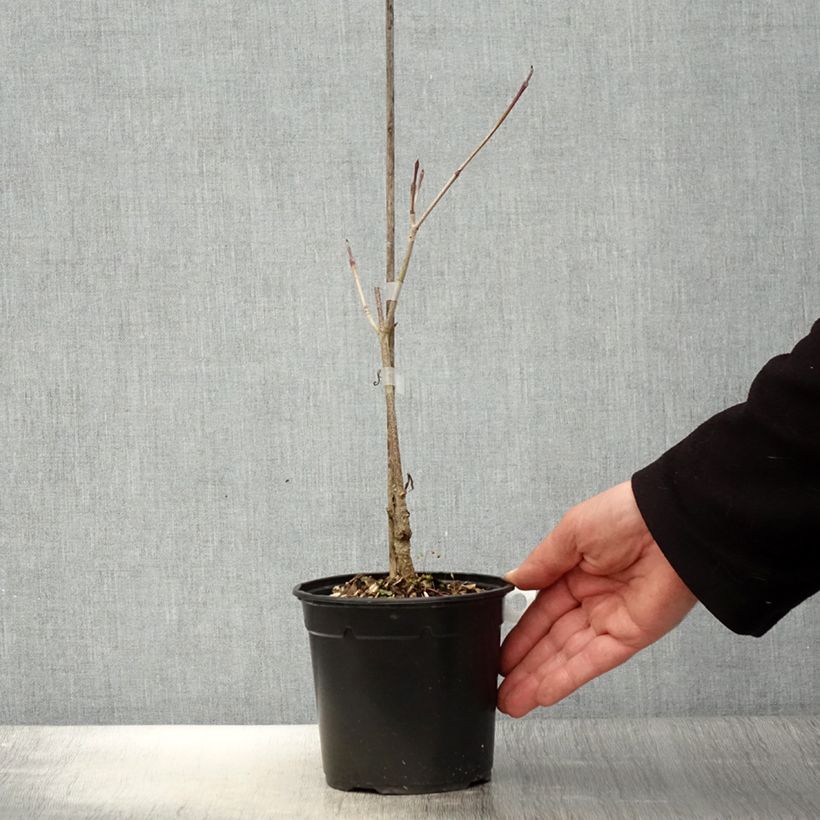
[1,1,818,724]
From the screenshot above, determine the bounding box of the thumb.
[505,512,580,590]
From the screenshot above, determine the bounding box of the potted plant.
[293,1,532,794]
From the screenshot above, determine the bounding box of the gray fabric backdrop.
[1,1,818,724]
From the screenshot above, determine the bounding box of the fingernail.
[504,568,519,582]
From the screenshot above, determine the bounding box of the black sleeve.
[631,318,820,637]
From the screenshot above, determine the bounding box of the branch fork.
[346,65,533,338]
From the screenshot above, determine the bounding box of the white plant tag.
[381,366,404,395]
[502,588,539,624]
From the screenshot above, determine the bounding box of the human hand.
[498,481,697,717]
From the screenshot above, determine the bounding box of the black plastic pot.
[293,572,513,794]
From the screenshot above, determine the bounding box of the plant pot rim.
[293,571,513,606]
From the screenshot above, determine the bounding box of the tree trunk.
[379,324,416,579]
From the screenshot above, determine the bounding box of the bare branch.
[374,285,385,327]
[345,240,380,333]
[384,227,417,329]
[383,68,533,331]
[416,66,533,230]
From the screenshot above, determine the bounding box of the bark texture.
[379,323,415,578]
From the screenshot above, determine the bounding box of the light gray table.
[0,718,818,819]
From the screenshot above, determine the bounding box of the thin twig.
[345,240,379,333]
[410,159,420,219]
[416,66,533,230]
[374,286,384,327]
[384,66,533,330]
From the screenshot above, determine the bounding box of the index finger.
[505,511,580,590]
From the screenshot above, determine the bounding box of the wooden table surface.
[0,717,818,819]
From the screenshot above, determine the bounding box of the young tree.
[345,0,532,587]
